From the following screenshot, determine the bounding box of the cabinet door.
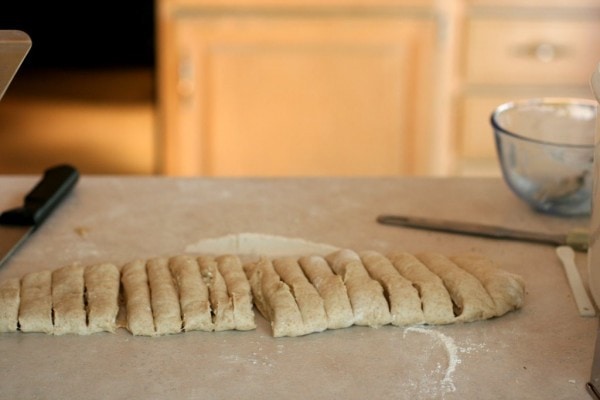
[161,14,438,176]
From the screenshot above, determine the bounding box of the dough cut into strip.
[388,251,455,325]
[298,255,354,329]
[450,254,525,317]
[244,257,304,337]
[0,249,525,338]
[121,259,155,336]
[0,278,20,332]
[19,270,53,333]
[147,257,182,335]
[273,257,327,335]
[84,263,120,333]
[52,264,87,335]
[326,249,391,328]
[169,255,213,332]
[198,256,235,331]
[216,255,256,331]
[416,253,496,322]
[243,259,269,321]
[360,251,425,326]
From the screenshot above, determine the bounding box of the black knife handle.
[24,164,79,226]
[0,164,79,226]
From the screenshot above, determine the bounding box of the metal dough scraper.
[0,30,31,100]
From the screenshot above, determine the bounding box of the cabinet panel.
[164,16,437,176]
[459,96,505,160]
[209,47,412,175]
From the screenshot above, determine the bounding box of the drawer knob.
[513,42,569,63]
[534,43,557,63]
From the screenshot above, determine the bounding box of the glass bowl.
[491,98,596,216]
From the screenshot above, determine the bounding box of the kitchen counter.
[0,175,596,399]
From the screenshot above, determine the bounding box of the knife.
[0,164,79,267]
[376,214,589,252]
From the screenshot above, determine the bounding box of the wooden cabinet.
[157,0,600,177]
[455,1,600,175]
[157,2,453,176]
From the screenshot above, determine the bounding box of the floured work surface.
[0,177,596,400]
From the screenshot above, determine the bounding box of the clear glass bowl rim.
[490,97,597,149]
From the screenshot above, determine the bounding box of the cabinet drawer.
[465,17,600,85]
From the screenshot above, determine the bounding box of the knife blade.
[0,164,79,267]
[376,214,589,252]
